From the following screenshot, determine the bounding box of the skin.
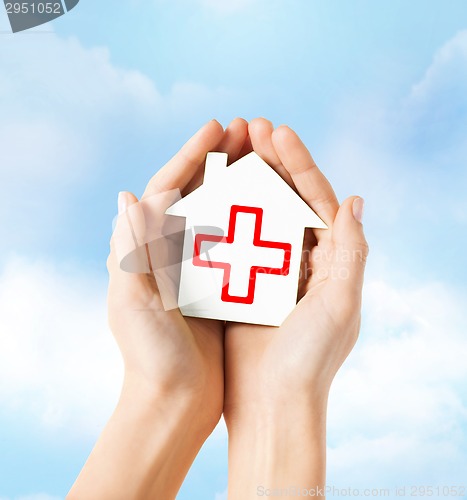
[68,118,368,500]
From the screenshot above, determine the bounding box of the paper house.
[165,151,327,326]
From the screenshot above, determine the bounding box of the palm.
[225,240,359,401]
[110,270,224,393]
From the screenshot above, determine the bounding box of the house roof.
[165,151,328,230]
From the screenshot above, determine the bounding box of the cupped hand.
[107,118,249,430]
[224,118,369,419]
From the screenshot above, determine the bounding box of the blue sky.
[0,1,466,499]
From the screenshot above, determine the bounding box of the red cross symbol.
[193,205,291,304]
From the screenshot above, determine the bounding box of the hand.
[69,118,250,500]
[108,117,252,424]
[224,118,369,497]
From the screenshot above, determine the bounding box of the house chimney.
[204,152,228,184]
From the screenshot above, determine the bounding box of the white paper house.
[165,152,327,326]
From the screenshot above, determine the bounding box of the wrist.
[225,393,328,440]
[120,371,221,436]
[225,395,328,499]
[224,383,330,428]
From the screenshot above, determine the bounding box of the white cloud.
[0,33,160,183]
[404,29,467,163]
[320,29,467,264]
[0,23,238,255]
[327,279,467,489]
[0,29,160,254]
[0,257,122,436]
[410,30,467,105]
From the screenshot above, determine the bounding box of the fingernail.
[118,191,127,215]
[353,197,365,223]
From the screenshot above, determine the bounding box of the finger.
[142,119,224,198]
[237,133,253,159]
[110,191,146,262]
[248,118,295,188]
[218,117,249,164]
[297,227,317,300]
[108,192,155,308]
[183,118,248,195]
[328,196,369,295]
[272,125,339,228]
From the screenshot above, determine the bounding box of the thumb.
[107,191,154,310]
[330,196,369,293]
[111,191,150,274]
